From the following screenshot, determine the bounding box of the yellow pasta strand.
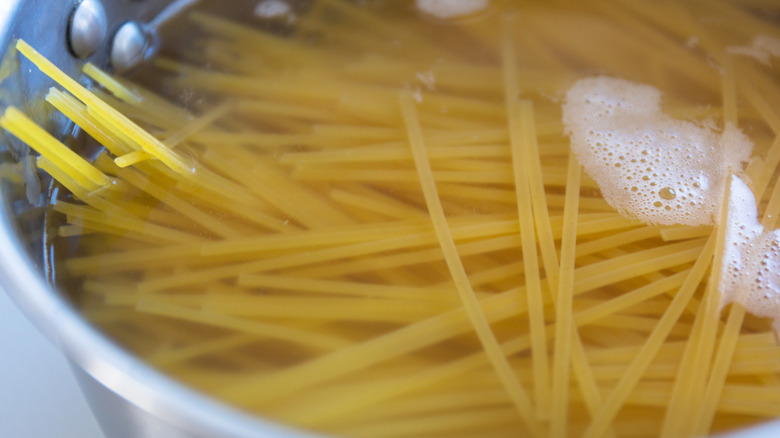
[45,87,133,156]
[83,63,142,104]
[551,154,581,438]
[16,39,194,176]
[692,304,747,436]
[136,300,351,351]
[114,150,152,167]
[582,236,716,438]
[502,18,552,417]
[0,107,112,191]
[399,90,542,436]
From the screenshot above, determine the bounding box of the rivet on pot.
[68,0,108,59]
[110,21,150,73]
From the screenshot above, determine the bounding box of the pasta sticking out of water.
[4,1,780,437]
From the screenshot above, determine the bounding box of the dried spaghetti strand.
[581,236,716,438]
[506,96,551,421]
[45,87,133,156]
[399,90,542,436]
[15,39,194,176]
[83,62,142,104]
[0,107,112,192]
[550,154,581,438]
[691,304,746,436]
[502,17,551,418]
[136,300,351,352]
[114,150,152,167]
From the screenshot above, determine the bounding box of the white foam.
[720,176,780,336]
[416,70,436,91]
[562,76,752,226]
[254,0,293,21]
[727,35,780,66]
[416,0,489,19]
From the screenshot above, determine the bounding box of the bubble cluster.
[562,76,753,226]
[720,177,780,335]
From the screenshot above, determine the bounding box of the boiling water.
[35,0,780,437]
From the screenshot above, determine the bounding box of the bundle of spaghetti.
[0,107,113,192]
[4,0,780,437]
[14,40,195,176]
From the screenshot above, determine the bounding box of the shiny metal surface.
[0,282,102,437]
[68,0,107,59]
[109,0,199,73]
[109,21,148,73]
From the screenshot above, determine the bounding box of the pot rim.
[0,1,313,437]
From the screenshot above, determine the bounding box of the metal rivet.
[110,21,150,73]
[68,0,108,59]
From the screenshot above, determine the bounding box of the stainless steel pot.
[0,2,779,438]
[0,1,314,436]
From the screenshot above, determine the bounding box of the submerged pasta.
[3,0,780,437]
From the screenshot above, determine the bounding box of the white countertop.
[0,287,104,438]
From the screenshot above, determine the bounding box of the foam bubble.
[562,76,753,226]
[416,0,489,19]
[720,176,780,336]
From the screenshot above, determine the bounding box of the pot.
[0,1,779,438]
[0,1,311,436]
